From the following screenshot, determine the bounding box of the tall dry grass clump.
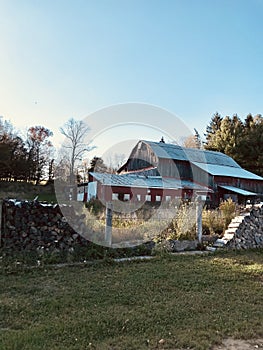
[202,198,238,236]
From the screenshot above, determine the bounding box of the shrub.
[219,198,237,229]
[85,198,104,216]
[202,208,224,235]
[161,201,196,241]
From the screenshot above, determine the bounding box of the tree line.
[0,118,54,183]
[0,112,262,184]
[182,113,263,177]
[0,117,110,184]
[204,113,263,177]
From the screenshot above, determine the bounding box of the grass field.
[0,181,57,203]
[0,250,262,350]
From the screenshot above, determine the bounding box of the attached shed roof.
[218,185,258,196]
[90,172,212,192]
[192,162,263,180]
[142,140,240,167]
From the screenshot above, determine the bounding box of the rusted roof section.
[90,172,212,192]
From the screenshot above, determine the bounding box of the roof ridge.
[143,139,232,156]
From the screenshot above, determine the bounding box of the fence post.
[105,202,112,247]
[196,196,202,244]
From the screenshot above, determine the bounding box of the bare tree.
[182,129,203,149]
[104,152,126,172]
[53,149,70,182]
[60,118,93,184]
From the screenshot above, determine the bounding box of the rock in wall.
[213,204,263,249]
[0,199,90,252]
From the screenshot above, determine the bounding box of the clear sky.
[1,0,263,159]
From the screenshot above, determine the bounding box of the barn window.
[155,195,161,202]
[165,195,171,202]
[124,193,130,201]
[136,194,141,201]
[112,193,118,200]
[145,194,151,201]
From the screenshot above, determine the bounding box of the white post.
[105,202,112,247]
[196,196,202,244]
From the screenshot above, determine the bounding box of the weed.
[219,198,237,229]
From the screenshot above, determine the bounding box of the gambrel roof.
[141,140,239,167]
[122,140,263,181]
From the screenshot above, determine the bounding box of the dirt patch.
[211,338,263,350]
[170,339,263,350]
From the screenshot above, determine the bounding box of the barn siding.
[94,183,184,203]
[214,176,261,193]
[123,142,158,172]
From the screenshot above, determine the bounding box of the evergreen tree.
[205,113,263,176]
[205,112,222,150]
[238,114,263,176]
[194,128,202,149]
[89,156,108,173]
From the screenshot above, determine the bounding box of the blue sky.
[1,0,263,156]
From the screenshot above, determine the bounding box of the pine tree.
[205,112,222,150]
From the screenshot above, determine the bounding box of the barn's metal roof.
[90,172,212,192]
[143,140,240,167]
[218,185,258,196]
[192,162,263,180]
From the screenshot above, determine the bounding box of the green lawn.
[0,181,57,203]
[0,250,262,350]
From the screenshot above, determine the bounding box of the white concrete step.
[224,228,237,234]
[223,233,235,240]
[228,223,241,228]
[213,238,228,248]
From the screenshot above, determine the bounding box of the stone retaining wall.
[1,200,262,254]
[213,204,263,249]
[0,199,89,252]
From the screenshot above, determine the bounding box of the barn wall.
[156,159,190,179]
[123,142,158,172]
[98,185,183,203]
[214,176,263,194]
[191,164,214,188]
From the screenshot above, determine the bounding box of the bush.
[202,208,224,235]
[202,198,238,236]
[219,198,237,229]
[161,201,196,241]
[85,198,104,216]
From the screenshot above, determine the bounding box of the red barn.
[80,140,263,206]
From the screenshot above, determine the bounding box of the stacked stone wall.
[213,204,263,249]
[0,199,89,252]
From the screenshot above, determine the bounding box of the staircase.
[211,203,263,250]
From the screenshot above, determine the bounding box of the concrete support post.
[196,196,202,244]
[105,202,113,247]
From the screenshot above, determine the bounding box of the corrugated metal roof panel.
[218,185,258,196]
[144,141,240,167]
[192,162,263,180]
[90,172,212,192]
